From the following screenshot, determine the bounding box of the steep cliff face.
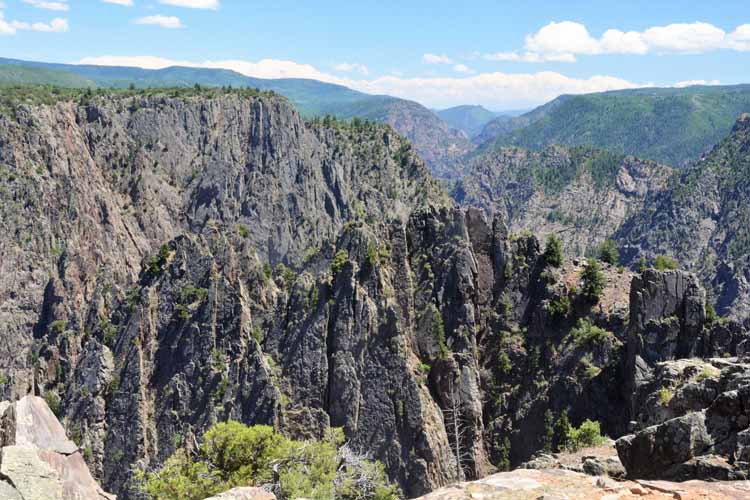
[1,89,748,500]
[617,114,750,318]
[453,145,673,256]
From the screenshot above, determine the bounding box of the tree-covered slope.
[478,85,750,167]
[436,105,499,138]
[0,64,95,88]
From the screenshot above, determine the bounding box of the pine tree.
[581,259,606,302]
[554,409,572,452]
[544,234,564,268]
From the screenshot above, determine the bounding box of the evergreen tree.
[581,259,606,302]
[597,240,619,265]
[543,234,564,268]
[554,409,572,452]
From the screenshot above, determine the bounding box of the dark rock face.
[617,267,750,481]
[616,114,750,319]
[617,383,750,481]
[454,145,673,257]
[1,90,749,498]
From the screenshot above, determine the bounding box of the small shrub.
[331,250,349,275]
[598,240,619,265]
[654,255,678,271]
[546,295,570,319]
[147,244,171,275]
[44,390,61,417]
[658,387,674,406]
[497,352,512,375]
[638,256,647,273]
[568,419,606,451]
[705,303,718,325]
[181,284,208,304]
[49,320,66,335]
[570,319,610,346]
[543,234,564,268]
[236,224,250,238]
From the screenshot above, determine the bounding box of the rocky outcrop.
[617,114,750,318]
[0,395,115,499]
[411,468,750,500]
[617,382,750,481]
[454,145,673,257]
[203,487,276,500]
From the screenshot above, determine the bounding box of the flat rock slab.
[14,395,79,455]
[40,449,117,500]
[412,469,750,500]
[0,480,24,500]
[0,445,63,500]
[203,487,276,500]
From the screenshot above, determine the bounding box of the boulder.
[0,395,115,499]
[616,384,750,481]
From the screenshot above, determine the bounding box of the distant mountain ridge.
[0,57,472,175]
[476,85,750,167]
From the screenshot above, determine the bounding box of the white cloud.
[516,20,750,59]
[728,24,750,51]
[75,55,644,109]
[452,64,474,74]
[333,62,369,76]
[525,21,601,55]
[22,0,69,11]
[422,53,453,64]
[0,12,68,34]
[482,51,576,63]
[158,0,218,9]
[136,15,183,29]
[103,0,134,6]
[674,79,721,88]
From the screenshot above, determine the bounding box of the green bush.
[543,234,564,268]
[653,255,678,270]
[136,422,398,500]
[580,259,605,302]
[597,240,619,265]
[331,250,349,275]
[570,319,610,346]
[44,390,61,417]
[546,295,570,319]
[568,419,606,451]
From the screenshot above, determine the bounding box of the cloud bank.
[77,55,648,108]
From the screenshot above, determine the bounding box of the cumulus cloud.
[158,0,218,9]
[422,53,453,64]
[103,0,134,5]
[22,0,69,11]
[75,54,646,109]
[333,62,369,75]
[136,15,183,29]
[520,20,750,58]
[0,12,68,34]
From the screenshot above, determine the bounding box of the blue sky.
[1,0,749,109]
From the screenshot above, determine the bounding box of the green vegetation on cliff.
[137,422,398,500]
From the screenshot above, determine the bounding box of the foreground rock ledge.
[0,395,115,500]
[412,468,750,500]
